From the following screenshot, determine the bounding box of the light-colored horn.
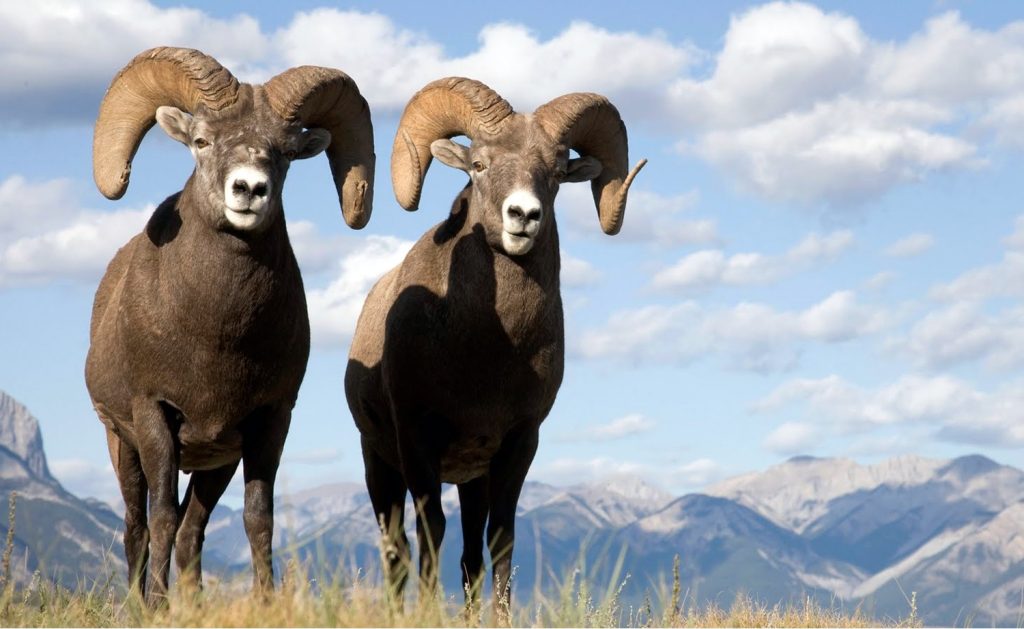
[534,94,646,235]
[264,66,375,229]
[391,77,514,211]
[93,47,239,200]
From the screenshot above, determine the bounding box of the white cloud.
[669,3,1013,206]
[930,251,1024,302]
[560,186,716,247]
[560,250,601,288]
[753,373,1024,448]
[670,458,725,489]
[863,270,896,292]
[275,12,693,113]
[0,0,268,125]
[577,289,887,372]
[890,302,1024,371]
[1004,215,1024,250]
[4,2,1020,207]
[538,456,651,486]
[563,413,655,442]
[884,232,935,257]
[692,97,977,206]
[0,180,151,287]
[763,421,821,455]
[49,457,121,509]
[651,229,853,292]
[305,235,413,347]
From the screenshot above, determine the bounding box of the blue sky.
[2,0,1024,508]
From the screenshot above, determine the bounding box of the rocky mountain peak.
[0,389,53,481]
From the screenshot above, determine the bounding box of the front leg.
[132,397,180,607]
[488,424,539,622]
[241,405,291,595]
[394,410,445,600]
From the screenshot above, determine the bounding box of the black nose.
[508,206,541,222]
[233,179,267,198]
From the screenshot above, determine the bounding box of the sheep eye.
[555,169,567,181]
[283,149,298,160]
[472,161,486,173]
[194,138,210,149]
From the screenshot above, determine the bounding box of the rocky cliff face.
[0,389,123,587]
[0,390,52,481]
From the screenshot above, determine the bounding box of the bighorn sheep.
[345,77,645,611]
[85,47,374,604]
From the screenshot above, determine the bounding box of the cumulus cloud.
[5,2,1021,207]
[305,235,413,347]
[931,251,1024,302]
[763,421,821,455]
[560,186,716,247]
[651,230,853,292]
[576,289,888,372]
[884,232,935,257]
[560,250,601,288]
[669,3,1009,206]
[0,0,268,126]
[560,413,655,443]
[534,455,723,491]
[753,373,1024,447]
[0,176,153,287]
[890,302,1024,371]
[49,458,122,509]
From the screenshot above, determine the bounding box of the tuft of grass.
[0,567,896,628]
[0,499,908,628]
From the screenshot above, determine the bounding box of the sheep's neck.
[157,186,299,337]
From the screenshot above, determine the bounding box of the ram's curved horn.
[534,94,646,235]
[391,77,514,211]
[93,47,240,200]
[264,67,375,229]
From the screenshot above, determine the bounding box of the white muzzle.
[501,189,542,256]
[223,166,272,230]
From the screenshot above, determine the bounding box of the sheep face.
[155,95,331,233]
[430,123,601,257]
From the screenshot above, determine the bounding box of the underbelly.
[439,436,501,484]
[178,425,243,472]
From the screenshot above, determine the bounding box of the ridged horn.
[264,67,375,229]
[534,94,647,235]
[391,77,514,211]
[93,47,239,200]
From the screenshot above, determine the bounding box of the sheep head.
[391,77,646,256]
[93,47,375,230]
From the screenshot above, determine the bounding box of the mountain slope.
[0,390,124,586]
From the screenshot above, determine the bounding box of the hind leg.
[458,475,489,605]
[175,461,239,590]
[106,428,149,596]
[361,436,410,603]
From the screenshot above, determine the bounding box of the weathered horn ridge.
[391,77,514,211]
[93,47,239,200]
[534,94,647,235]
[264,66,376,229]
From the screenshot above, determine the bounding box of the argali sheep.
[345,77,645,612]
[85,47,374,605]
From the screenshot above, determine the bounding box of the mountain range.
[3,388,1024,625]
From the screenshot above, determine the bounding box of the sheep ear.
[564,155,602,183]
[155,106,192,146]
[430,139,471,172]
[295,128,331,160]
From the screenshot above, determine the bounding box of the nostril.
[232,180,249,195]
[507,206,524,220]
[251,182,268,198]
[525,208,541,222]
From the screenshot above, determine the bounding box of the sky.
[2,0,1024,509]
